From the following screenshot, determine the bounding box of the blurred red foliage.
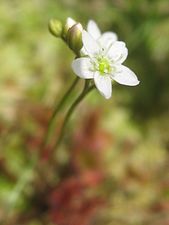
[48,171,105,225]
[70,108,112,171]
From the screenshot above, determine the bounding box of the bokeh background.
[0,0,169,224]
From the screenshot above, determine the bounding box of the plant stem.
[54,81,95,150]
[42,77,79,148]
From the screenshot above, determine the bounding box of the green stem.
[54,81,95,150]
[42,77,79,148]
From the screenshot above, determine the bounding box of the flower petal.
[66,17,76,29]
[87,20,101,40]
[112,65,140,86]
[72,57,93,79]
[99,32,118,49]
[94,72,112,99]
[82,30,100,56]
[108,41,128,64]
[80,46,87,56]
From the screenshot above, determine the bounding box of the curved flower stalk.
[72,29,140,99]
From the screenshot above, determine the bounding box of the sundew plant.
[0,16,141,225]
[46,17,139,149]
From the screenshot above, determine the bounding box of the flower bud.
[48,19,63,38]
[62,17,76,39]
[67,23,83,55]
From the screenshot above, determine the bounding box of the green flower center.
[97,57,111,75]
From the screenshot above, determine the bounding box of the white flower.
[72,30,140,99]
[81,20,118,55]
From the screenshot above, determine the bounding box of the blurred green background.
[0,0,169,225]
